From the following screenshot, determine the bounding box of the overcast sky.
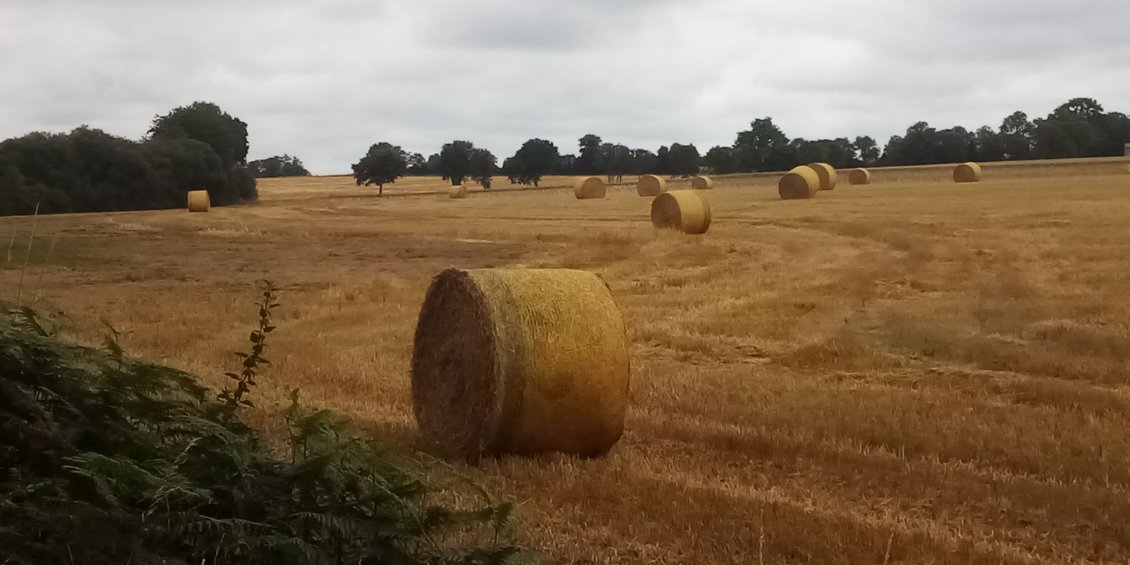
[2,0,1128,174]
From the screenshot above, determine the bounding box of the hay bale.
[187,190,210,212]
[691,175,714,190]
[848,168,871,185]
[808,162,837,190]
[411,268,630,460]
[448,185,468,199]
[574,176,606,199]
[778,166,820,200]
[953,162,982,183]
[651,190,711,235]
[637,174,667,197]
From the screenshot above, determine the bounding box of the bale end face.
[651,190,711,235]
[574,176,606,199]
[691,176,714,190]
[412,268,630,461]
[449,185,468,199]
[954,162,982,183]
[637,174,667,197]
[187,190,210,212]
[778,166,820,200]
[848,168,871,185]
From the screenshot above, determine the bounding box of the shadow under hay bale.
[651,190,712,234]
[848,168,871,185]
[691,175,714,189]
[449,185,468,199]
[954,162,983,183]
[779,166,820,200]
[637,174,667,197]
[411,268,630,461]
[574,176,606,199]
[809,162,837,190]
[187,190,210,212]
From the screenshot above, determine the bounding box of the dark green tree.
[666,143,701,176]
[853,136,880,166]
[1000,111,1034,160]
[247,154,310,178]
[702,146,734,174]
[148,101,249,170]
[576,134,603,174]
[406,152,429,175]
[351,142,408,194]
[601,143,631,182]
[469,147,498,188]
[437,140,475,185]
[733,117,796,171]
[505,138,560,186]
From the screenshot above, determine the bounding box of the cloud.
[1,0,1128,173]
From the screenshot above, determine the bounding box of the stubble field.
[2,158,1129,564]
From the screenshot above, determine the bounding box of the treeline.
[0,102,257,216]
[353,97,1130,191]
[248,154,310,178]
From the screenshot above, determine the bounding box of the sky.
[2,0,1129,174]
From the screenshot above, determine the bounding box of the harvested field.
[3,159,1130,564]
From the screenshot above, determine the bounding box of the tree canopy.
[248,154,310,178]
[351,142,408,194]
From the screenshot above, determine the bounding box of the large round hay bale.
[412,268,630,460]
[778,166,820,200]
[574,176,606,199]
[651,190,711,235]
[637,174,667,197]
[808,162,837,190]
[187,190,210,212]
[953,162,982,183]
[448,185,468,199]
[691,175,714,190]
[848,168,871,185]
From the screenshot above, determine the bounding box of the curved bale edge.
[187,190,210,212]
[848,168,871,185]
[953,162,983,183]
[574,176,606,199]
[691,176,714,190]
[808,162,838,191]
[637,174,667,197]
[778,166,820,200]
[650,190,712,235]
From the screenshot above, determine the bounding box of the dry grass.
[4,162,1130,563]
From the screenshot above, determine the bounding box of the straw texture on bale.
[650,190,712,235]
[848,168,872,185]
[778,166,820,200]
[448,185,468,199]
[574,176,606,199]
[953,162,983,183]
[187,190,210,212]
[411,268,631,460]
[637,174,667,197]
[809,162,837,190]
[691,176,714,190]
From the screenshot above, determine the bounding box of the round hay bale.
[637,174,667,197]
[691,175,714,190]
[808,162,837,190]
[778,166,820,200]
[574,176,606,199]
[412,268,630,460]
[650,190,711,235]
[448,185,468,199]
[848,168,871,185]
[187,190,210,212]
[953,162,982,183]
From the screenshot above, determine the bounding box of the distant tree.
[248,154,310,178]
[666,143,701,176]
[852,136,880,166]
[576,134,603,174]
[1000,111,1034,160]
[795,138,856,168]
[437,140,475,185]
[733,117,796,171]
[702,146,735,174]
[973,126,1005,161]
[505,139,559,186]
[468,147,497,189]
[655,146,670,175]
[148,101,249,170]
[406,152,429,175]
[426,153,441,174]
[601,143,631,182]
[628,149,658,175]
[351,142,408,194]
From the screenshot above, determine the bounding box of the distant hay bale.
[848,168,871,185]
[650,190,712,235]
[808,162,837,190]
[691,175,714,190]
[637,174,667,197]
[448,185,468,199]
[953,162,983,183]
[574,176,606,199]
[412,267,630,460]
[778,166,820,200]
[187,190,210,212]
